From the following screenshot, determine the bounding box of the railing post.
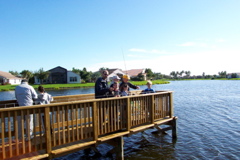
[44,107,52,158]
[151,95,155,123]
[169,92,174,118]
[92,101,98,140]
[126,98,131,131]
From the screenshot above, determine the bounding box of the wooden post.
[92,101,98,140]
[172,116,177,139]
[115,136,124,160]
[151,95,155,124]
[44,107,52,159]
[169,92,174,118]
[126,98,131,131]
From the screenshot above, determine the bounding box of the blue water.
[1,80,240,159]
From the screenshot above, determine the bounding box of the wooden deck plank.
[130,124,154,133]
[51,141,97,155]
[20,153,49,160]
[97,131,130,142]
[154,117,174,125]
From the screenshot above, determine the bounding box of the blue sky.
[0,0,239,75]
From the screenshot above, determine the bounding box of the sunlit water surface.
[1,80,240,159]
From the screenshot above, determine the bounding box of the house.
[107,68,147,81]
[107,68,126,81]
[123,69,147,80]
[227,73,240,78]
[0,71,22,85]
[34,66,81,84]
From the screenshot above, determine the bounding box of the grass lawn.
[0,80,170,91]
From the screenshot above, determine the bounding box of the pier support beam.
[172,117,178,139]
[115,136,124,160]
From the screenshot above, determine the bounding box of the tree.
[185,71,191,78]
[231,73,237,78]
[179,70,184,78]
[145,68,154,80]
[170,71,176,79]
[153,72,163,79]
[131,73,144,81]
[99,67,109,72]
[9,70,20,77]
[34,68,50,84]
[202,72,205,79]
[80,67,92,82]
[218,71,227,78]
[20,70,33,80]
[72,67,81,75]
[91,71,101,82]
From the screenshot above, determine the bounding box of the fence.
[0,91,173,159]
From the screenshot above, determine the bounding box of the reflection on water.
[1,80,240,159]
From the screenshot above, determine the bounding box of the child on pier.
[121,84,129,96]
[37,86,53,104]
[110,75,121,97]
[143,81,155,93]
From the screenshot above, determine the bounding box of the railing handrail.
[0,90,173,112]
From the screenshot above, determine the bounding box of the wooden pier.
[0,90,177,160]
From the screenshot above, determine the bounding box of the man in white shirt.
[15,79,38,141]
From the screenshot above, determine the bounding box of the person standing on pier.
[15,79,38,141]
[95,70,114,99]
[119,75,140,93]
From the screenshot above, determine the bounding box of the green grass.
[0,80,170,91]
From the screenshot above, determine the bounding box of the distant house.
[107,68,147,81]
[227,73,240,78]
[34,66,81,84]
[0,71,22,85]
[107,68,126,81]
[123,69,147,80]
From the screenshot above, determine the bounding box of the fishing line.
[121,47,128,75]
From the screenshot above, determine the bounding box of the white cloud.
[86,49,240,75]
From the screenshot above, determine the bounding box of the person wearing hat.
[119,75,140,92]
[110,75,121,97]
[94,70,114,99]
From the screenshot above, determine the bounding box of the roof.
[107,68,122,75]
[123,69,145,77]
[48,66,67,72]
[0,71,20,79]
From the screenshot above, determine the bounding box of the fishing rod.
[121,47,128,75]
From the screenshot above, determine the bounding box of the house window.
[70,77,77,82]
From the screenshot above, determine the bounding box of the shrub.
[81,80,86,84]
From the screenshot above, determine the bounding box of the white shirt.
[15,82,38,106]
[37,93,53,104]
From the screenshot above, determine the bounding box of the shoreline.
[0,80,170,92]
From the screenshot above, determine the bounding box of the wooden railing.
[0,91,173,159]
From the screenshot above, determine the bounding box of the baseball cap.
[123,75,130,80]
[112,75,120,80]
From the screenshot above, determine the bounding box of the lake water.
[1,80,240,159]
